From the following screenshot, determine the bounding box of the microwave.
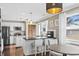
[47,31,54,38]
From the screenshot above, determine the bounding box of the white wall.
[65,7,79,17]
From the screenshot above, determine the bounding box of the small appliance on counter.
[47,31,55,38]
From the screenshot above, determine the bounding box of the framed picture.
[67,14,79,26]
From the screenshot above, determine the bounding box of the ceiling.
[0,3,79,22]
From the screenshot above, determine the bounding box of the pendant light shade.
[46,3,62,14]
[29,20,33,25]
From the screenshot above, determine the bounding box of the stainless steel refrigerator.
[2,26,10,45]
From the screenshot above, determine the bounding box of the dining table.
[49,44,79,56]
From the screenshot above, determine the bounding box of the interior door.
[28,25,36,39]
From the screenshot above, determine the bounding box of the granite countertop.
[23,37,56,41]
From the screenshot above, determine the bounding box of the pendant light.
[46,3,62,14]
[28,12,33,25]
[29,20,33,25]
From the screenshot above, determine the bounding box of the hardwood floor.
[3,44,24,56]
